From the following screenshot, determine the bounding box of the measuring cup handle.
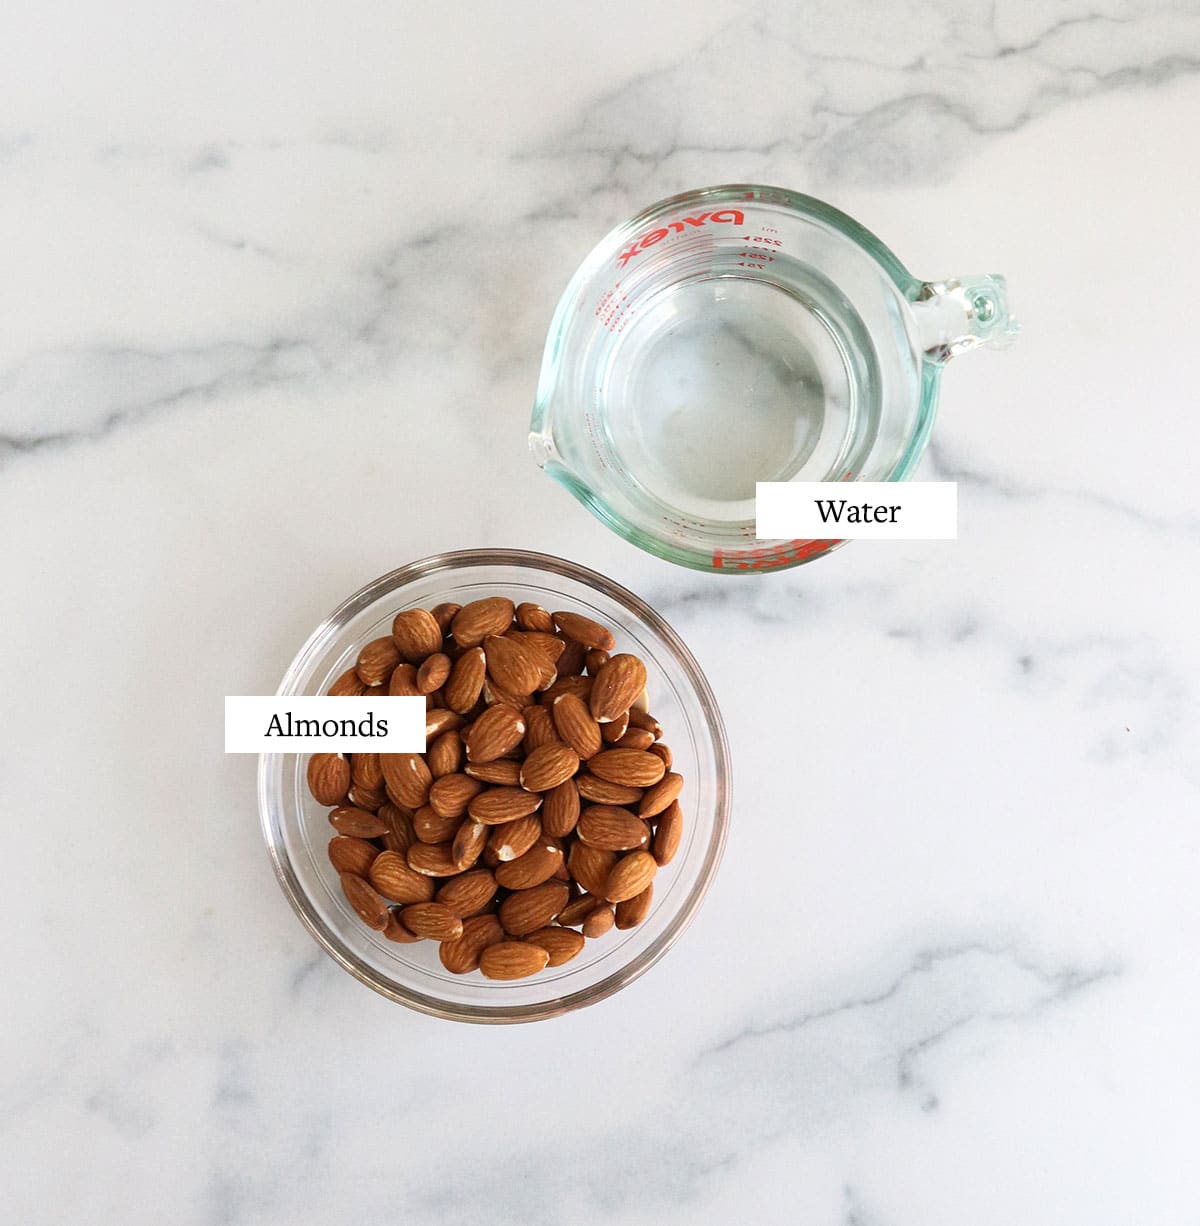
[912,275,1018,362]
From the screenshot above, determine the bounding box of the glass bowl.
[258,549,731,1023]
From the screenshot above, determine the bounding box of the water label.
[755,482,957,540]
[225,696,426,753]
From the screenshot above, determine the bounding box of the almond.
[541,674,592,705]
[356,636,402,686]
[406,842,461,877]
[551,693,603,760]
[521,705,559,753]
[452,597,515,646]
[557,893,603,927]
[451,819,488,870]
[604,850,657,902]
[652,799,683,866]
[520,742,580,793]
[417,652,452,694]
[368,851,436,903]
[483,633,542,696]
[542,779,581,837]
[589,749,666,788]
[439,914,504,973]
[391,608,443,663]
[568,842,617,898]
[589,653,648,723]
[552,610,615,651]
[483,677,527,709]
[525,926,585,967]
[577,806,651,852]
[307,753,350,806]
[413,805,462,844]
[327,835,378,877]
[388,662,423,696]
[329,667,368,697]
[555,636,587,677]
[340,872,390,930]
[615,728,656,751]
[498,880,570,935]
[425,708,465,741]
[400,902,463,942]
[639,771,683,818]
[464,759,522,786]
[479,941,550,980]
[380,829,411,856]
[576,774,644,806]
[444,646,487,712]
[494,839,562,889]
[585,648,610,675]
[346,783,385,812]
[378,803,416,853]
[514,632,564,690]
[582,905,615,939]
[648,741,673,770]
[428,773,485,819]
[351,751,384,791]
[380,752,432,809]
[536,656,560,692]
[426,729,463,778]
[601,710,630,742]
[464,705,526,763]
[382,910,421,942]
[329,806,389,838]
[515,602,554,632]
[516,630,566,665]
[627,708,662,737]
[467,787,543,825]
[435,869,497,917]
[430,601,462,635]
[487,814,544,863]
[615,882,653,929]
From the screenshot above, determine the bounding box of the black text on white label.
[755,482,957,540]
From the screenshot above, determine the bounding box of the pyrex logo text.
[616,210,745,268]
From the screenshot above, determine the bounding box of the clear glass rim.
[531,184,940,574]
[257,548,732,1023]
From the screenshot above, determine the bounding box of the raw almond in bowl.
[259,550,730,1024]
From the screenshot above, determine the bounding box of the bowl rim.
[258,548,731,1022]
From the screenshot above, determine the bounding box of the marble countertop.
[4,2,1198,1222]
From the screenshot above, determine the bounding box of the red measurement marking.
[595,285,637,333]
[712,539,841,569]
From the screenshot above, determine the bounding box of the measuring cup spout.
[912,275,1018,363]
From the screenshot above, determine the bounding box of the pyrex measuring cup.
[529,185,1017,572]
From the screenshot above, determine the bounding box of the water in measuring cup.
[598,253,884,527]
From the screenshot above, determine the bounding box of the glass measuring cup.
[529,185,1017,572]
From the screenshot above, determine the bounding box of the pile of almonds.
[308,597,684,980]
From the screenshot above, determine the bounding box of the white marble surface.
[3,1,1199,1222]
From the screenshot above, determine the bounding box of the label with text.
[755,482,957,540]
[224,696,426,753]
